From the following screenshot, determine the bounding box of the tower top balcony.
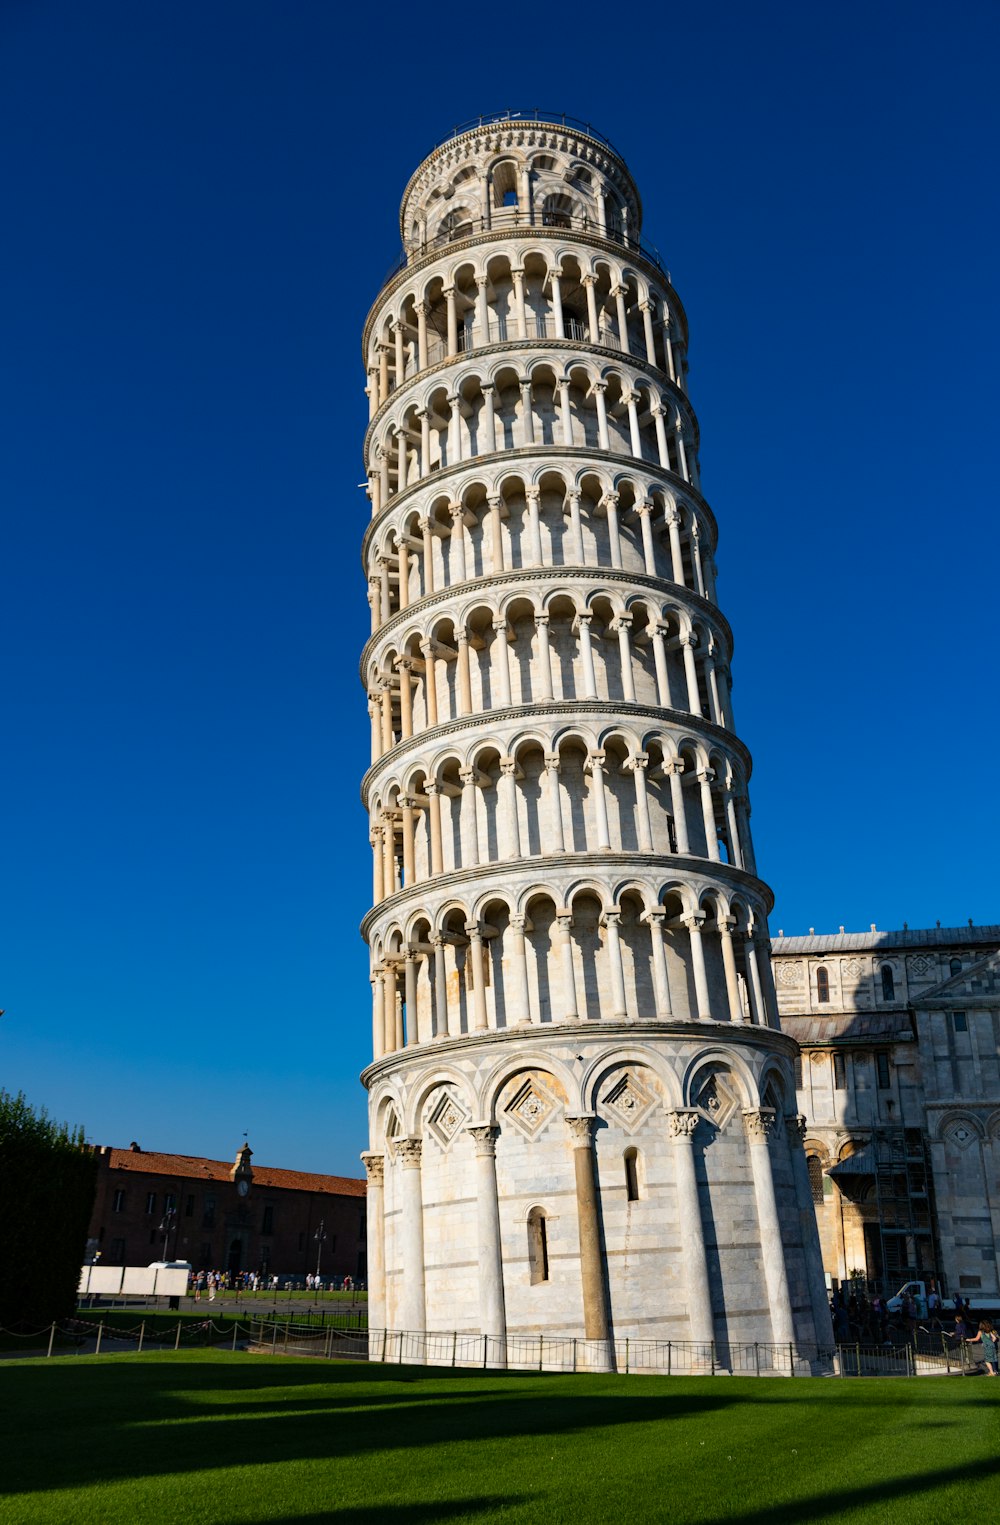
[397,111,644,269]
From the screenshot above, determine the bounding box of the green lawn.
[0,1352,996,1524]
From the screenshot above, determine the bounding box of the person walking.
[968,1319,998,1375]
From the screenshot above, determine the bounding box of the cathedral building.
[771,923,1000,1301]
[357,111,830,1363]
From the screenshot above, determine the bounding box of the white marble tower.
[359,112,831,1363]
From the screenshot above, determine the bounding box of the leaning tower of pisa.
[358,113,831,1365]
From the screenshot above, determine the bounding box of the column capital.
[442,284,456,297]
[509,913,528,934]
[544,751,561,771]
[480,379,495,394]
[580,273,597,287]
[602,491,620,509]
[624,752,649,772]
[360,1152,385,1186]
[424,778,441,797]
[662,757,685,776]
[414,300,429,316]
[791,1115,809,1144]
[467,1124,500,1158]
[650,403,667,419]
[458,766,477,787]
[499,755,517,777]
[419,637,438,658]
[664,505,681,526]
[565,1114,596,1146]
[638,299,653,314]
[534,611,550,628]
[394,655,414,672]
[592,379,608,394]
[492,615,509,634]
[695,768,716,785]
[680,631,699,649]
[391,319,406,335]
[524,484,541,502]
[610,614,633,634]
[634,498,653,516]
[397,1137,423,1168]
[642,906,666,928]
[486,491,503,508]
[600,908,622,928]
[464,919,483,940]
[585,749,606,772]
[743,1108,778,1143]
[666,1109,701,1139]
[681,912,706,932]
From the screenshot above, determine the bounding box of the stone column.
[586,751,612,850]
[420,640,439,727]
[667,1110,715,1345]
[466,923,489,1032]
[636,501,657,574]
[371,827,384,903]
[665,507,685,585]
[556,912,578,1021]
[499,756,521,858]
[604,493,623,568]
[613,285,629,351]
[487,493,504,574]
[534,613,554,700]
[449,503,467,583]
[558,379,573,447]
[361,1153,386,1331]
[650,623,671,705]
[404,948,418,1045]
[681,634,701,713]
[757,936,782,1029]
[493,617,512,706]
[577,613,598,698]
[468,1125,507,1363]
[378,557,392,623]
[566,1116,611,1347]
[399,795,416,885]
[625,391,642,457]
[550,267,564,337]
[724,790,744,869]
[744,934,766,1025]
[640,300,656,364]
[380,682,394,753]
[602,910,628,1019]
[371,970,385,1060]
[397,1139,427,1335]
[418,410,430,477]
[676,425,690,482]
[790,1116,836,1347]
[447,393,461,465]
[719,919,744,1023]
[653,405,670,469]
[396,658,413,739]
[697,770,721,862]
[445,286,458,356]
[419,518,435,595]
[665,759,690,854]
[381,966,396,1054]
[743,1110,796,1346]
[525,487,543,564]
[511,266,528,339]
[625,753,654,852]
[583,274,600,343]
[396,538,410,611]
[519,377,535,446]
[456,629,473,716]
[644,907,673,1019]
[378,343,389,403]
[426,780,444,876]
[459,767,479,867]
[508,914,532,1023]
[544,754,565,852]
[661,303,676,381]
[593,382,610,451]
[683,913,711,1020]
[432,933,449,1037]
[567,489,585,562]
[415,301,428,370]
[613,617,637,702]
[481,382,497,452]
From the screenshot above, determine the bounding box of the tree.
[0,1090,98,1325]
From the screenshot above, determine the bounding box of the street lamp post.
[159,1207,177,1261]
[314,1219,327,1284]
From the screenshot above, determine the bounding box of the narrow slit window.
[816,966,830,1003]
[624,1148,640,1202]
[881,966,895,1001]
[527,1207,549,1284]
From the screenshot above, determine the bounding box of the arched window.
[950,958,962,978]
[816,966,830,1003]
[624,1147,640,1202]
[881,965,895,1001]
[807,1155,825,1205]
[527,1207,549,1285]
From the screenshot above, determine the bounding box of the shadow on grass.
[1,1355,997,1520]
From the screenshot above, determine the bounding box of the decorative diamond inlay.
[947,1122,976,1150]
[694,1071,740,1131]
[426,1090,469,1152]
[600,1071,656,1134]
[504,1078,556,1139]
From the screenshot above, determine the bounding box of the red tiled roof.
[101,1148,366,1197]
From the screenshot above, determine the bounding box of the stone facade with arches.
[359,116,831,1361]
[772,922,1000,1301]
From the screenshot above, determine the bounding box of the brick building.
[87,1140,367,1282]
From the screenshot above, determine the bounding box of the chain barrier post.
[47,1323,56,1358]
[175,1321,182,1351]
[137,1321,145,1355]
[96,1322,103,1356]
[789,1342,794,1376]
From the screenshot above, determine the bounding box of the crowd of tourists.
[189,1269,358,1300]
[829,1283,998,1369]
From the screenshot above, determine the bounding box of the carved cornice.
[360,696,752,800]
[365,223,687,357]
[359,849,774,939]
[360,1019,798,1091]
[363,335,690,452]
[359,566,732,674]
[362,448,717,559]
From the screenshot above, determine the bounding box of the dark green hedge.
[0,1090,98,1326]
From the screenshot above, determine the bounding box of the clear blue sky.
[2,2,997,1175]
